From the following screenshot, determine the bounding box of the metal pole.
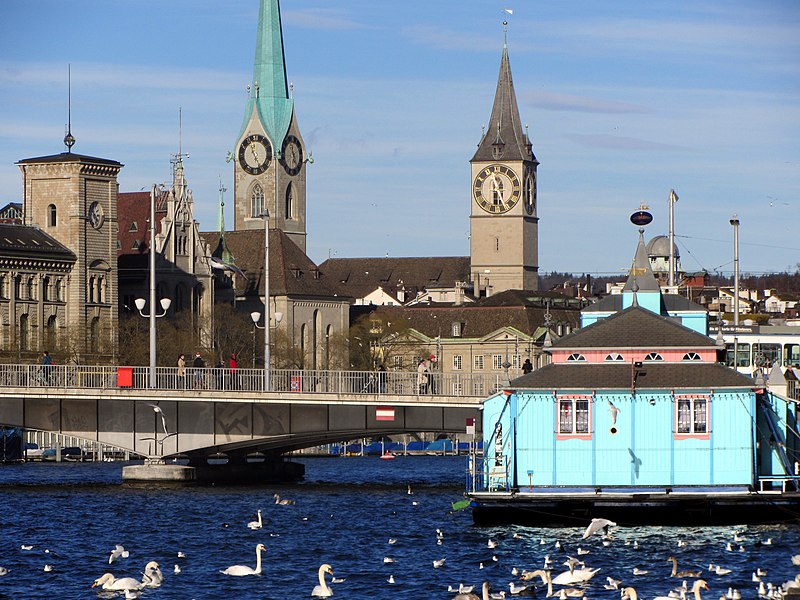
[263,211,270,391]
[149,185,157,388]
[669,189,678,288]
[731,215,740,367]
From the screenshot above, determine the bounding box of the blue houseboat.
[468,231,800,525]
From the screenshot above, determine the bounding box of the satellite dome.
[646,235,679,259]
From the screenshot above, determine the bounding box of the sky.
[1,1,798,278]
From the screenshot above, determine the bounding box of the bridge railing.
[0,363,506,398]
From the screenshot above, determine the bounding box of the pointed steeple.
[239,0,294,147]
[623,229,660,292]
[212,180,235,265]
[472,23,535,163]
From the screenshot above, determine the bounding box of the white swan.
[92,573,144,591]
[247,509,263,530]
[453,581,490,600]
[221,543,266,576]
[552,566,600,585]
[141,561,164,587]
[689,580,709,600]
[311,563,334,597]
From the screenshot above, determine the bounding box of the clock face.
[238,134,272,175]
[523,170,537,215]
[280,135,303,176]
[473,164,521,214]
[88,201,104,229]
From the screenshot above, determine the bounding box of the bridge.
[0,364,492,462]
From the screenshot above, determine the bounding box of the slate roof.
[17,152,122,167]
[116,191,170,256]
[201,229,346,299]
[510,362,755,390]
[583,293,706,314]
[0,223,76,262]
[318,256,471,300]
[554,305,717,350]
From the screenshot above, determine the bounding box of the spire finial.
[63,64,75,152]
[502,8,512,48]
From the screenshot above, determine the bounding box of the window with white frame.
[392,355,403,371]
[474,355,484,370]
[682,352,702,361]
[644,352,664,361]
[558,397,591,436]
[676,395,709,435]
[605,353,625,362]
[452,355,463,370]
[492,354,503,370]
[567,353,586,362]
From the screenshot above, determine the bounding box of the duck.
[220,543,266,576]
[311,563,334,597]
[247,509,263,530]
[92,573,144,592]
[668,556,703,578]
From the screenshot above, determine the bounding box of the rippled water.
[0,457,798,599]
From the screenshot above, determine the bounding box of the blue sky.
[1,1,798,277]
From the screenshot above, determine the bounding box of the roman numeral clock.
[473,164,521,214]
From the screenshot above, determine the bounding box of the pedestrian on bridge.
[41,351,53,385]
[177,354,186,389]
[229,353,238,390]
[193,352,205,389]
[417,358,429,395]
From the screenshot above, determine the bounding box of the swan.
[273,494,295,505]
[552,566,599,585]
[453,581,490,600]
[520,569,552,596]
[311,563,334,597]
[109,544,130,564]
[92,573,144,591]
[221,543,266,576]
[142,561,164,587]
[247,510,263,530]
[689,580,709,600]
[668,556,702,578]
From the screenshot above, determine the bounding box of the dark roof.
[554,306,716,350]
[201,229,347,299]
[116,191,170,256]
[318,256,471,299]
[584,293,706,313]
[478,289,587,310]
[17,152,122,167]
[471,42,535,164]
[510,362,755,390]
[0,223,76,261]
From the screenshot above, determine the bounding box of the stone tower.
[233,0,308,253]
[470,25,539,294]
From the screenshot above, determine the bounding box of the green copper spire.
[238,0,294,148]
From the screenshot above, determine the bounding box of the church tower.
[233,0,308,252]
[470,24,539,294]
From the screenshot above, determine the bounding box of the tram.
[718,323,800,374]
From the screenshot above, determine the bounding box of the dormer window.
[452,322,463,337]
[566,353,586,362]
[129,222,138,232]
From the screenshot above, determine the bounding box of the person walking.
[215,358,225,390]
[522,358,533,374]
[229,353,238,390]
[417,358,429,395]
[193,351,205,389]
[177,353,186,388]
[41,351,53,385]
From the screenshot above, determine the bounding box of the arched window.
[42,276,50,302]
[46,315,57,350]
[285,183,294,220]
[251,183,264,218]
[605,353,625,362]
[19,314,29,350]
[325,324,333,369]
[566,353,586,362]
[644,352,664,362]
[48,204,57,227]
[682,352,702,361]
[90,317,100,353]
[26,277,35,300]
[300,323,307,369]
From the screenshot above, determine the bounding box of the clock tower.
[470,25,539,294]
[233,0,308,252]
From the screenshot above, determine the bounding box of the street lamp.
[259,210,270,390]
[730,214,740,367]
[134,296,172,388]
[250,310,283,389]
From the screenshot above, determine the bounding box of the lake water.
[0,457,798,599]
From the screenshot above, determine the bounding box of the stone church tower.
[470,25,539,294]
[233,0,308,253]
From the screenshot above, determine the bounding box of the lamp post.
[730,214,740,368]
[250,310,282,390]
[668,189,678,288]
[135,184,171,389]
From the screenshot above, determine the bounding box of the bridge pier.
[122,460,196,483]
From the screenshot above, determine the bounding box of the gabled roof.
[0,223,76,262]
[116,191,170,257]
[583,293,706,314]
[201,229,347,299]
[471,36,535,164]
[319,256,471,300]
[510,362,754,390]
[16,152,122,167]
[555,305,718,350]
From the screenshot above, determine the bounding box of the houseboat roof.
[510,361,755,390]
[553,305,716,349]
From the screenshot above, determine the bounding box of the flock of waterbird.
[445,518,800,600]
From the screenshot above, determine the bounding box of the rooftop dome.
[646,235,679,259]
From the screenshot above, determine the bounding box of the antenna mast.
[64,64,76,152]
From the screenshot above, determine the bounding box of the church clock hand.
[249,145,260,165]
